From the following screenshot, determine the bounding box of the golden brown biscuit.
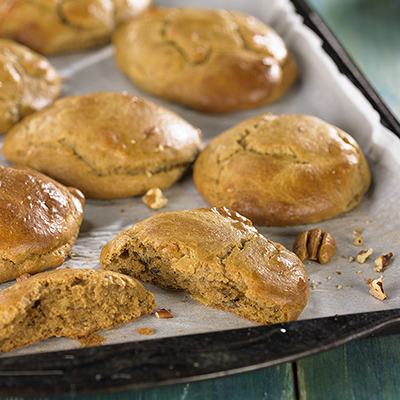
[0,165,85,283]
[100,207,310,325]
[0,268,156,352]
[2,91,202,199]
[113,7,298,113]
[0,38,61,135]
[193,114,371,226]
[0,0,152,54]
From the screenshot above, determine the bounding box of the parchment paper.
[1,0,399,358]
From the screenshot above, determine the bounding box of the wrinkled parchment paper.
[1,0,399,357]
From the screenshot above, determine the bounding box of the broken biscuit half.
[0,268,156,352]
[100,207,310,325]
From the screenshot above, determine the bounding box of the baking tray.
[1,0,400,397]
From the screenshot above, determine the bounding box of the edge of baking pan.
[1,309,400,397]
[1,0,400,397]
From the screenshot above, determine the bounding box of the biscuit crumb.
[155,308,174,319]
[76,332,106,348]
[353,236,363,246]
[369,276,386,300]
[337,285,343,290]
[353,227,362,235]
[142,187,168,210]
[136,327,155,335]
[348,256,354,263]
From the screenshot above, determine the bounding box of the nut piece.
[16,273,31,282]
[292,228,336,264]
[353,236,363,246]
[369,276,386,300]
[155,308,174,319]
[374,252,393,272]
[356,248,373,264]
[142,187,168,210]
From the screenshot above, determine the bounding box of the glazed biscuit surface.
[0,0,152,54]
[2,91,202,199]
[0,38,61,135]
[193,114,371,226]
[100,207,310,325]
[0,165,85,283]
[113,7,298,113]
[0,268,156,352]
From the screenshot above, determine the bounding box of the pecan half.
[293,228,336,264]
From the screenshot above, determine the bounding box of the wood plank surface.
[297,335,400,400]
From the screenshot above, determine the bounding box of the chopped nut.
[369,276,386,300]
[353,227,362,235]
[142,187,168,210]
[356,247,373,264]
[348,256,354,263]
[374,252,393,272]
[155,308,174,319]
[311,281,317,289]
[353,236,363,246]
[136,327,155,335]
[293,228,336,264]
[16,273,31,282]
[337,285,343,290]
[366,278,373,285]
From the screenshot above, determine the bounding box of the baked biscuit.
[0,268,156,352]
[0,0,152,54]
[0,165,85,283]
[100,207,310,325]
[2,91,202,199]
[0,39,61,135]
[193,114,371,226]
[113,7,298,113]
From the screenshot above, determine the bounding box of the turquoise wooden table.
[2,0,400,399]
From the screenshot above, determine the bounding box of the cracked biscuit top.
[0,165,85,283]
[193,114,371,226]
[0,0,152,54]
[0,38,61,135]
[113,7,298,113]
[2,91,202,199]
[100,206,310,325]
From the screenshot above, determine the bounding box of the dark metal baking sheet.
[1,0,400,397]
